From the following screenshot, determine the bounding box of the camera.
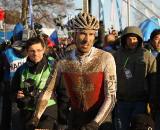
[17,78,39,109]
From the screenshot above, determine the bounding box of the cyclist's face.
[27,43,45,63]
[74,29,96,54]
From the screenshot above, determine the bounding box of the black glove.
[25,121,36,130]
[80,121,99,130]
[25,116,39,130]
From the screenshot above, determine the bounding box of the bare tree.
[1,0,74,27]
[22,0,28,25]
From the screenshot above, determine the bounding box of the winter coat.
[114,26,157,102]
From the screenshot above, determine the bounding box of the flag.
[0,31,13,43]
[13,23,24,40]
[49,30,59,45]
[28,0,33,29]
[0,8,4,29]
[99,0,104,22]
[110,0,115,25]
[47,38,56,47]
[121,0,128,29]
[0,8,4,21]
[115,0,122,31]
[139,16,160,41]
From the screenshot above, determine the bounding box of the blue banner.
[13,23,24,40]
[0,31,13,44]
[28,0,33,29]
[115,0,122,31]
[139,16,160,41]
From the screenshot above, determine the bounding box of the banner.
[13,23,24,40]
[139,16,160,41]
[115,0,122,31]
[28,0,33,29]
[0,31,13,43]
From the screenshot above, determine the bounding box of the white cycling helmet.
[68,12,99,30]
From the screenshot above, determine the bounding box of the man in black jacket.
[113,26,157,130]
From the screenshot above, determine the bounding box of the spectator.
[145,29,160,57]
[0,40,26,130]
[153,52,160,130]
[12,37,57,130]
[103,33,117,53]
[113,26,157,130]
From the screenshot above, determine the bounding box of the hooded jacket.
[114,26,157,102]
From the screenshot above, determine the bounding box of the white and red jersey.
[35,47,117,125]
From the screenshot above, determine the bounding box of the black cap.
[150,29,160,40]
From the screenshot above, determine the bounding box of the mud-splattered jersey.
[34,47,117,125]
